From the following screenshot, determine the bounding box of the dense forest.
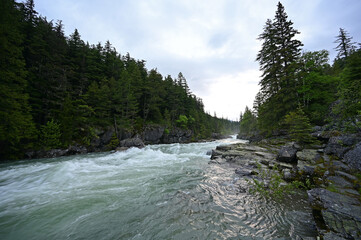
[0,0,239,160]
[240,2,361,140]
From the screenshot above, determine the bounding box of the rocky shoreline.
[210,133,361,239]
[25,125,230,159]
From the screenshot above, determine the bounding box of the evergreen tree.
[255,2,303,132]
[0,0,36,159]
[334,28,356,59]
[284,106,315,144]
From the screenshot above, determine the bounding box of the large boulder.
[143,125,165,144]
[324,135,359,158]
[120,137,145,148]
[277,145,297,163]
[307,188,361,239]
[162,128,192,144]
[343,142,361,171]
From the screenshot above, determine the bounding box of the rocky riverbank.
[210,133,361,239]
[25,125,230,159]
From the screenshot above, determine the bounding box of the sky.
[33,0,361,121]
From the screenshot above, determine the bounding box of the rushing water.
[0,137,317,239]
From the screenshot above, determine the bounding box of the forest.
[239,2,361,140]
[0,0,239,160]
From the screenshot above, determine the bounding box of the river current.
[0,137,317,239]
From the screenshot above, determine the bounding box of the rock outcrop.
[209,135,361,239]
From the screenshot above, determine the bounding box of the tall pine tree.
[255,2,303,132]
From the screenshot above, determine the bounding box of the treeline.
[239,2,361,141]
[0,0,238,160]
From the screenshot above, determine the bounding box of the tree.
[0,0,36,159]
[239,106,257,135]
[255,2,303,132]
[284,106,315,144]
[334,28,356,59]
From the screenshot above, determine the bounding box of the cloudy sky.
[33,0,361,120]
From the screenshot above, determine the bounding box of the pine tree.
[284,106,315,144]
[255,2,303,132]
[334,28,356,59]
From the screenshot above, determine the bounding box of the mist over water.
[0,137,316,239]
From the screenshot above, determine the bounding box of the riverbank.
[24,125,232,160]
[210,133,361,239]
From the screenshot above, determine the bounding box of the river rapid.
[0,137,317,239]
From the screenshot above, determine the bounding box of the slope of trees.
[240,2,360,139]
[0,0,238,160]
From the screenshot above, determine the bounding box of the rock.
[235,168,255,176]
[343,142,361,171]
[324,135,358,159]
[322,232,347,240]
[143,126,165,144]
[162,128,192,144]
[296,149,319,164]
[282,169,295,181]
[115,147,129,152]
[277,145,297,163]
[307,188,361,239]
[211,133,226,139]
[326,176,353,188]
[334,171,358,182]
[120,138,145,148]
[210,149,223,159]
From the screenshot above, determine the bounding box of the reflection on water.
[0,138,316,239]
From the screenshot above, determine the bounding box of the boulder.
[324,135,359,159]
[343,142,361,171]
[143,126,165,144]
[296,149,319,164]
[277,145,297,163]
[120,138,145,148]
[307,188,361,239]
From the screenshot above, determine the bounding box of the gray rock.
[326,176,353,188]
[296,149,319,164]
[282,169,295,181]
[277,145,297,163]
[334,171,357,182]
[308,188,361,239]
[120,138,145,148]
[324,135,358,159]
[343,142,361,171]
[143,126,165,144]
[235,168,255,176]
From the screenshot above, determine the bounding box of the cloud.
[33,0,361,120]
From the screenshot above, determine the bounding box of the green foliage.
[0,0,239,160]
[176,115,188,129]
[255,2,303,132]
[107,132,119,150]
[247,163,306,200]
[239,106,257,135]
[40,119,62,150]
[284,106,316,144]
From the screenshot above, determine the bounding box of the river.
[0,137,317,239]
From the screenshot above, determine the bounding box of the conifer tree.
[334,28,356,59]
[255,2,303,132]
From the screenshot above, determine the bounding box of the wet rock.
[277,145,297,163]
[115,147,129,152]
[322,232,347,240]
[235,168,255,176]
[308,188,361,239]
[120,137,145,148]
[343,142,361,171]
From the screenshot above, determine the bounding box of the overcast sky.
[33,0,361,121]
